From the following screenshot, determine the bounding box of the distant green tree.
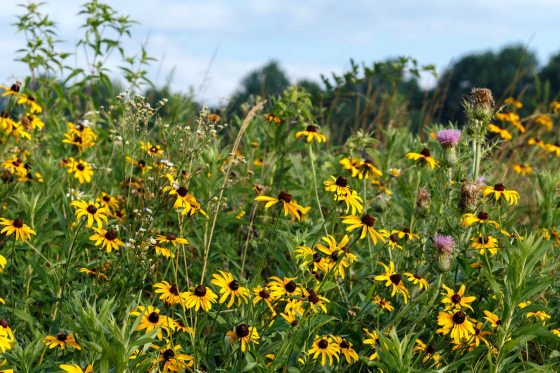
[435,45,538,123]
[539,52,560,99]
[227,61,290,116]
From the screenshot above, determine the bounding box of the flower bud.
[433,234,455,272]
[437,129,461,167]
[469,88,495,122]
[416,187,431,217]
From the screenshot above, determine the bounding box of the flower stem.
[308,143,327,234]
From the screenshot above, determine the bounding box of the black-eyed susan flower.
[341,214,385,244]
[436,310,476,343]
[126,156,152,173]
[252,285,276,314]
[440,284,476,311]
[0,82,20,96]
[211,271,250,308]
[488,123,512,140]
[470,235,499,255]
[65,159,94,184]
[392,227,419,241]
[0,255,6,273]
[268,276,301,298]
[534,114,553,130]
[504,97,522,109]
[551,329,560,337]
[323,176,364,214]
[512,163,533,176]
[404,273,429,291]
[303,288,329,313]
[79,267,108,281]
[255,191,309,221]
[294,245,322,272]
[525,311,551,323]
[155,343,194,371]
[362,328,379,360]
[308,335,340,366]
[183,285,218,312]
[167,184,207,217]
[528,137,547,150]
[264,113,282,124]
[226,324,259,352]
[59,364,93,373]
[0,217,36,241]
[373,294,394,312]
[172,319,194,335]
[481,183,519,205]
[89,228,124,253]
[130,305,172,339]
[0,320,15,353]
[414,339,443,366]
[374,261,409,303]
[465,322,492,351]
[156,233,188,247]
[332,336,358,364]
[295,125,326,143]
[460,211,500,228]
[483,310,501,328]
[316,234,356,279]
[381,231,404,250]
[71,200,108,228]
[141,141,164,157]
[154,281,187,306]
[405,148,438,169]
[42,332,81,350]
[97,192,119,211]
[355,159,383,180]
[17,94,42,113]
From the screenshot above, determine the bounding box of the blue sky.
[1,0,558,105]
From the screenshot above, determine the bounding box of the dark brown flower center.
[13,218,24,228]
[148,312,160,323]
[166,233,176,241]
[306,125,317,132]
[452,310,466,324]
[494,183,505,192]
[414,274,421,280]
[86,205,98,214]
[312,252,321,262]
[403,228,411,234]
[57,332,68,341]
[102,195,110,202]
[477,212,488,220]
[340,340,350,349]
[389,234,397,243]
[0,319,8,328]
[285,281,297,293]
[163,348,175,360]
[105,230,117,241]
[194,285,207,297]
[361,214,375,227]
[258,289,270,299]
[426,345,436,354]
[77,163,85,171]
[236,324,250,338]
[170,284,179,295]
[229,280,240,291]
[138,160,146,167]
[330,252,339,261]
[10,83,20,92]
[177,186,188,197]
[318,339,329,349]
[74,135,83,144]
[150,146,158,153]
[451,294,462,304]
[389,274,401,285]
[278,191,292,203]
[335,176,348,187]
[420,148,431,157]
[307,289,319,304]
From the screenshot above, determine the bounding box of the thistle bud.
[469,88,495,122]
[459,180,479,212]
[416,187,431,217]
[436,129,461,167]
[433,234,455,272]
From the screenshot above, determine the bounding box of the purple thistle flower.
[436,129,462,148]
[433,234,455,254]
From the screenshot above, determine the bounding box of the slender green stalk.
[308,143,327,234]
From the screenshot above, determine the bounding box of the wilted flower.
[416,187,431,217]
[459,181,479,212]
